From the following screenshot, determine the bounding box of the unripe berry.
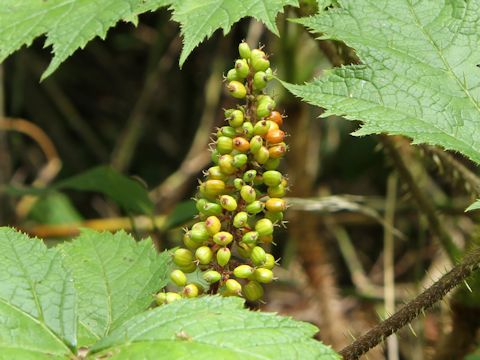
[238,42,251,59]
[233,153,248,168]
[183,231,201,249]
[240,185,256,203]
[246,200,265,215]
[263,170,282,187]
[255,218,274,236]
[235,59,249,79]
[242,121,254,138]
[242,231,259,245]
[219,125,237,138]
[250,49,270,72]
[227,109,244,127]
[216,247,231,266]
[207,166,226,180]
[211,149,221,164]
[178,262,197,274]
[195,246,214,265]
[243,281,264,301]
[265,120,279,131]
[227,81,247,99]
[220,195,238,211]
[232,137,250,152]
[254,146,270,164]
[233,211,248,228]
[243,169,257,183]
[155,292,167,305]
[213,231,234,246]
[264,157,280,170]
[264,253,276,270]
[267,184,286,198]
[165,292,182,304]
[204,215,220,235]
[256,97,276,118]
[265,210,284,223]
[183,284,200,298]
[203,270,221,283]
[266,129,285,144]
[216,136,233,154]
[259,234,274,244]
[226,68,239,81]
[253,120,270,136]
[251,246,267,266]
[254,268,274,283]
[225,279,242,294]
[233,178,245,190]
[190,222,209,243]
[234,264,254,279]
[249,135,263,154]
[237,243,254,258]
[265,198,286,212]
[170,270,187,287]
[253,71,267,90]
[202,179,226,197]
[218,154,236,174]
[173,248,194,267]
[265,67,274,81]
[199,201,223,216]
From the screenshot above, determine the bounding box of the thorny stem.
[339,246,480,359]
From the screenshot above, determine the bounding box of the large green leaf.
[0,0,171,79]
[171,0,299,66]
[285,0,480,164]
[61,229,171,346]
[90,296,339,359]
[0,227,76,350]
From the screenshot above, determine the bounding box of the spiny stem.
[339,246,480,359]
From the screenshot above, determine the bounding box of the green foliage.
[60,229,172,346]
[7,166,153,214]
[171,0,299,66]
[0,0,171,79]
[285,0,480,164]
[466,199,480,212]
[0,227,339,359]
[92,296,340,359]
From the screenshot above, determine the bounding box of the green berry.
[216,136,233,154]
[211,149,221,164]
[265,67,274,81]
[203,270,221,283]
[183,231,201,249]
[202,179,225,197]
[216,247,231,266]
[253,71,267,90]
[242,231,259,245]
[235,59,249,79]
[263,170,282,187]
[227,109,244,127]
[190,221,209,243]
[265,210,284,223]
[220,195,238,211]
[227,81,247,99]
[213,231,234,246]
[249,135,263,154]
[250,49,270,72]
[219,125,237,138]
[256,98,275,118]
[199,201,223,216]
[237,243,254,258]
[238,42,251,59]
[233,211,248,228]
[205,216,221,235]
[243,281,264,301]
[255,218,274,236]
[173,248,194,267]
[267,184,286,198]
[254,146,270,164]
[243,169,257,183]
[254,268,274,283]
[218,154,236,175]
[207,166,226,180]
[178,262,197,274]
[240,185,256,203]
[155,292,167,305]
[253,120,270,136]
[183,284,200,298]
[233,178,245,190]
[225,279,242,294]
[264,158,280,170]
[241,121,254,138]
[245,200,265,215]
[165,292,182,304]
[170,269,187,287]
[264,253,276,270]
[251,246,267,266]
[226,68,239,81]
[234,264,254,278]
[233,153,248,168]
[195,246,214,265]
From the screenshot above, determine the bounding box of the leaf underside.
[285,0,480,164]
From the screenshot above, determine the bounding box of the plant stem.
[339,245,480,359]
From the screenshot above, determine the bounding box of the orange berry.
[268,143,287,159]
[265,129,285,144]
[232,136,250,152]
[268,111,283,126]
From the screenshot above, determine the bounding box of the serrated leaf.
[285,0,480,164]
[171,0,299,66]
[0,227,76,350]
[90,296,339,359]
[61,229,171,346]
[0,0,171,79]
[466,199,480,212]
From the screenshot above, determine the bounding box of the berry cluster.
[157,43,288,305]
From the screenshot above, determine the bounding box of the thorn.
[408,323,417,337]
[464,279,473,292]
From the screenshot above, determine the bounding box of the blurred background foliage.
[1,3,480,359]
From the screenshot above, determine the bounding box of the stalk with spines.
[157,43,288,304]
